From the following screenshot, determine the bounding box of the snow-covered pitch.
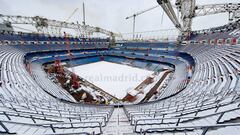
[68,61,153,99]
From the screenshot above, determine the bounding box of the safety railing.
[140,123,240,135]
[0,120,103,134]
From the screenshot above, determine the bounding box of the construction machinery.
[126,1,240,40]
[126,5,160,40]
[157,0,240,39]
[0,14,121,40]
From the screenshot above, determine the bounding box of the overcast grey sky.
[0,0,239,34]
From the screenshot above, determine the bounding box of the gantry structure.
[157,0,240,38]
[0,14,121,40]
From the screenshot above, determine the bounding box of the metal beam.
[157,0,182,31]
[195,3,240,22]
[0,14,121,38]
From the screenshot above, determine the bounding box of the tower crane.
[126,5,160,40]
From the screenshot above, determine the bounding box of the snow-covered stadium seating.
[0,45,114,134]
[124,44,240,134]
[0,30,240,134]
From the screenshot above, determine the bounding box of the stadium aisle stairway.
[103,107,136,135]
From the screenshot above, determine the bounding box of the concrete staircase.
[103,107,136,135]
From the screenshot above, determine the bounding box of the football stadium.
[0,0,240,134]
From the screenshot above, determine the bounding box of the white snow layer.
[68,61,153,99]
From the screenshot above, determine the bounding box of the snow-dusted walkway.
[102,108,136,135]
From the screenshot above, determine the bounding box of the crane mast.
[83,2,86,26]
